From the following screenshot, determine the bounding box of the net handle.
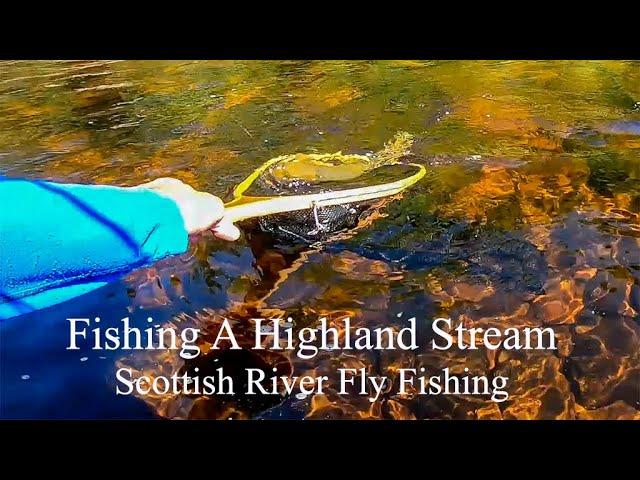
[223,163,426,223]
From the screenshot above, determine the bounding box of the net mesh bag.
[226,132,424,244]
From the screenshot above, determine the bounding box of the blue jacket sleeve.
[0,178,189,319]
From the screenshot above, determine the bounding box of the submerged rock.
[337,223,548,297]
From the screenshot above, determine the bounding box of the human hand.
[134,178,240,241]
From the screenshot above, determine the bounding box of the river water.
[1,60,638,419]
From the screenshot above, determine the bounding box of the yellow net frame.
[224,153,427,223]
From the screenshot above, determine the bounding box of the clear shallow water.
[1,60,639,419]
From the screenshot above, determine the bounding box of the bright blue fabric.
[0,179,189,320]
